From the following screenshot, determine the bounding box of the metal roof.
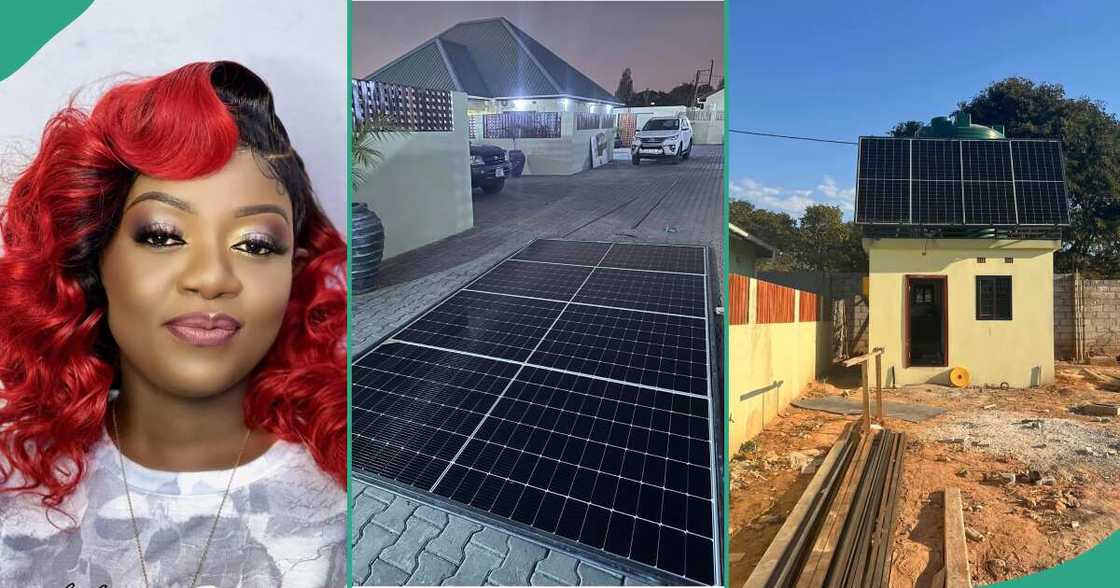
[730,223,776,258]
[367,17,621,104]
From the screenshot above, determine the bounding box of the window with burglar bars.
[576,112,617,130]
[483,112,561,138]
[976,275,1012,320]
[351,79,453,132]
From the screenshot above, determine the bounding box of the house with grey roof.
[367,17,621,176]
[367,16,621,115]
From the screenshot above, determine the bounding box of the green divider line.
[0,1,92,82]
[993,530,1118,586]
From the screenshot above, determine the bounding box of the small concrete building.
[729,222,775,277]
[858,114,1069,388]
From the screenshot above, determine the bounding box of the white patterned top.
[0,430,346,587]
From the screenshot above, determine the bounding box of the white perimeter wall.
[355,92,473,260]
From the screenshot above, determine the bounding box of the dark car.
[470,144,512,194]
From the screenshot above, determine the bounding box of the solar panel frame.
[350,238,721,585]
[855,136,1070,229]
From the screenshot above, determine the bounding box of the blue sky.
[727,1,1120,220]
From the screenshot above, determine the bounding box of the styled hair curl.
[0,61,346,509]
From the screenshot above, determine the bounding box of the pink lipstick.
[164,312,242,347]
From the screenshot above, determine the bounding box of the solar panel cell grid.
[912,180,962,224]
[466,259,592,301]
[912,140,960,181]
[856,137,1069,227]
[859,137,909,179]
[392,290,565,361]
[1015,181,1070,225]
[1012,141,1064,181]
[857,179,910,223]
[961,140,1012,181]
[963,181,1016,225]
[599,243,705,274]
[352,344,520,488]
[529,304,709,395]
[513,239,612,266]
[353,240,717,584]
[574,268,707,317]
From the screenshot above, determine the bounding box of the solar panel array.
[353,239,718,585]
[856,137,1070,226]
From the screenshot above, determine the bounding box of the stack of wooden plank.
[745,425,906,588]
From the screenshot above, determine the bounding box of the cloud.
[730,176,856,217]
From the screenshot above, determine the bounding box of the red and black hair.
[0,61,346,509]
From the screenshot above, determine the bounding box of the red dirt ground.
[729,362,1120,587]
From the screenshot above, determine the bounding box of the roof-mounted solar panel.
[855,137,1070,230]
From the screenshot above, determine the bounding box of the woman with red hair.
[0,61,346,586]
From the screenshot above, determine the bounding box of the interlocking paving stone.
[470,527,512,558]
[353,524,400,584]
[407,551,457,586]
[576,562,624,586]
[535,551,580,585]
[414,504,450,528]
[369,558,411,586]
[380,518,442,574]
[443,542,504,586]
[426,517,483,565]
[352,482,652,586]
[352,493,390,533]
[372,497,418,534]
[489,537,548,586]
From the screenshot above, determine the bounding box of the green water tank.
[916,112,1005,139]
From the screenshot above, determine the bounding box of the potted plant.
[351,115,405,293]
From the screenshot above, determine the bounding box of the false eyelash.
[133,222,185,248]
[235,233,289,256]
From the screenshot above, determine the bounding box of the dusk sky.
[352,1,723,95]
[729,0,1120,221]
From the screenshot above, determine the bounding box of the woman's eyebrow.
[126,191,195,213]
[234,204,290,222]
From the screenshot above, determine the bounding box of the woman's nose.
[177,239,243,299]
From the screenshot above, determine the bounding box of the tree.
[888,120,923,137]
[892,78,1120,274]
[794,205,867,272]
[729,200,866,272]
[615,68,635,107]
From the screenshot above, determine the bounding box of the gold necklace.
[111,405,253,588]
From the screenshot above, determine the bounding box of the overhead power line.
[729,129,858,145]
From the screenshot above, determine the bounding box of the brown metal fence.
[799,291,819,322]
[756,281,796,324]
[729,274,749,325]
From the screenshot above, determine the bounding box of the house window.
[976,276,1012,320]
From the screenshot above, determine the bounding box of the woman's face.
[99,150,301,398]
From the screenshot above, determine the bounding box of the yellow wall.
[865,238,1059,388]
[727,278,832,452]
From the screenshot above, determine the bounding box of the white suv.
[631,116,693,165]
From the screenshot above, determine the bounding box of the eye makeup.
[132,221,185,249]
[233,231,290,257]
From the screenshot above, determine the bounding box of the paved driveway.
[352,145,724,353]
[352,144,725,586]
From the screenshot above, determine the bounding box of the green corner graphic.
[0,1,92,82]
